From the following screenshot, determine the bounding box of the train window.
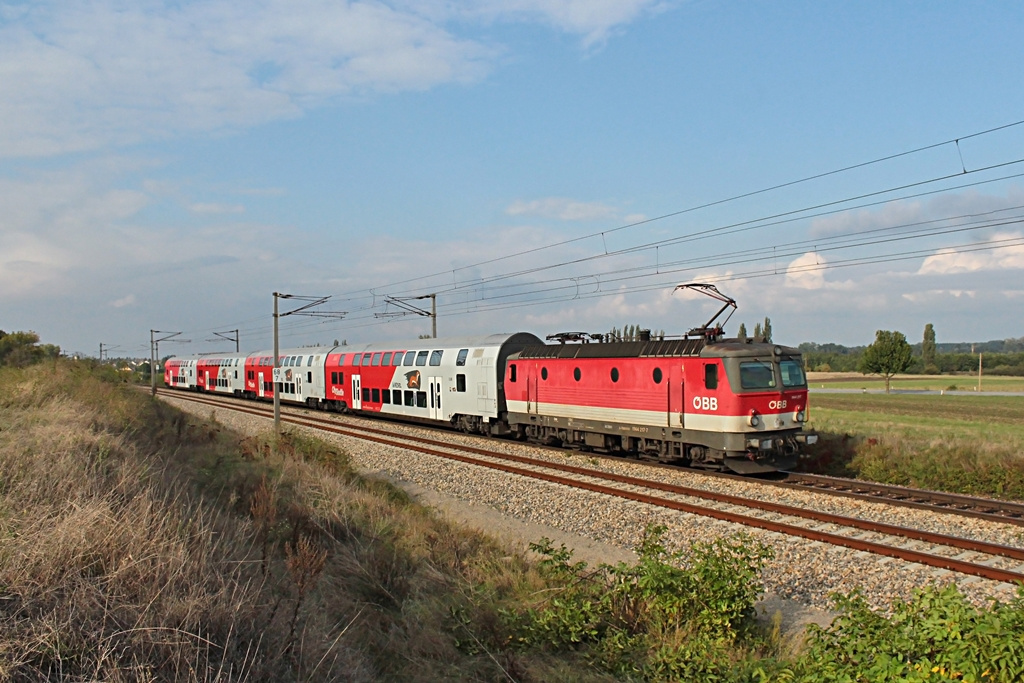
[541,367,548,380]
[362,387,370,402]
[653,368,663,384]
[416,351,428,366]
[371,388,380,403]
[393,389,402,404]
[456,349,468,366]
[704,364,718,389]
[382,352,392,366]
[234,371,238,379]
[509,364,517,382]
[416,391,427,408]
[350,354,360,366]
[573,367,581,382]
[404,390,415,407]
[404,351,416,366]
[392,352,404,367]
[331,372,338,384]
[307,356,314,366]
[382,390,390,404]
[307,371,312,383]
[429,350,443,366]
[739,361,776,390]
[611,368,619,382]
[363,354,374,366]
[371,352,382,366]
[456,374,466,392]
[340,372,344,383]
[780,360,806,387]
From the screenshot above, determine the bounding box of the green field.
[807,373,1024,393]
[803,392,1024,499]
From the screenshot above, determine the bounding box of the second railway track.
[157,388,1024,586]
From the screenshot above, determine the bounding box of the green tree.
[922,323,938,374]
[860,329,913,393]
[737,322,747,339]
[761,316,772,343]
[0,330,60,367]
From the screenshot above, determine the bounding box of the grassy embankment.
[804,390,1024,500]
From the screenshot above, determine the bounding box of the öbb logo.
[692,396,718,411]
[768,400,788,410]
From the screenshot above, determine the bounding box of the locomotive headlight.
[796,410,806,423]
[748,410,760,427]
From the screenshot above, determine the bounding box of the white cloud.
[110,294,137,308]
[506,197,618,221]
[902,290,976,304]
[0,0,493,158]
[0,0,667,159]
[917,232,1024,275]
[454,0,671,47]
[784,252,827,290]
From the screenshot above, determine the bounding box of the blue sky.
[2,0,1023,357]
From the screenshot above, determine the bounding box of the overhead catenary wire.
[167,118,1024,350]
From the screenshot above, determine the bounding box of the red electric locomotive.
[502,285,816,472]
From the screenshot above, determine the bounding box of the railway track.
[156,388,1024,586]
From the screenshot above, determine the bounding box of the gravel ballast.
[162,395,1022,636]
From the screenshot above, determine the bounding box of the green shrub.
[502,525,774,680]
[780,584,1024,682]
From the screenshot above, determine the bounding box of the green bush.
[502,525,775,681]
[779,583,1024,682]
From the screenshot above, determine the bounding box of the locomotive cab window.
[740,361,777,390]
[704,364,718,390]
[780,360,806,387]
[508,364,517,382]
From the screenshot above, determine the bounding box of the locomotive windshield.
[780,360,806,387]
[737,358,807,390]
[739,361,776,389]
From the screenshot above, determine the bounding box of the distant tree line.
[605,325,666,342]
[800,326,1024,376]
[0,330,60,367]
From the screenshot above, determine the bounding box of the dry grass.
[0,362,548,681]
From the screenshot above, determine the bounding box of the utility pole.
[272,293,346,434]
[208,329,240,352]
[150,330,187,395]
[978,352,983,392]
[99,343,119,361]
[377,293,437,338]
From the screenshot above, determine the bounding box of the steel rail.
[776,473,1024,524]
[158,389,1024,585]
